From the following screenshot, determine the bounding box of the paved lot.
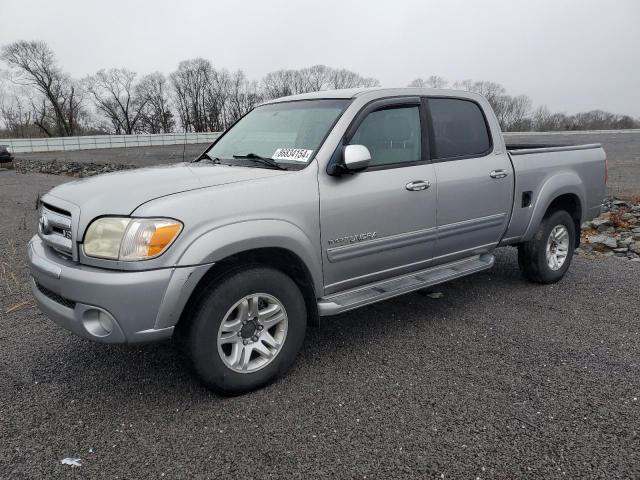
[1,170,639,479]
[13,130,640,197]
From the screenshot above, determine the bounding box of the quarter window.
[429,98,491,159]
[348,106,421,167]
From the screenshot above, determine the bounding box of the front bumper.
[27,235,211,344]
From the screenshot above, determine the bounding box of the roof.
[261,87,484,105]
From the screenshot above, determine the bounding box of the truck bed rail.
[507,143,602,155]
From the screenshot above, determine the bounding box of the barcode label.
[272,148,314,163]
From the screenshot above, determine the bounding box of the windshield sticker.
[272,148,314,163]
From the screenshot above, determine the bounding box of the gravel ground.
[1,171,639,479]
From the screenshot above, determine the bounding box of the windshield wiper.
[232,153,288,170]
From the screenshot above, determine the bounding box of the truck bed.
[500,142,606,245]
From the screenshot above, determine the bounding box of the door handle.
[489,169,508,179]
[405,180,431,191]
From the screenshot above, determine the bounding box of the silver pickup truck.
[28,88,606,394]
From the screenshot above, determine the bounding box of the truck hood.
[44,162,290,225]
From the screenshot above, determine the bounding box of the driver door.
[318,97,437,294]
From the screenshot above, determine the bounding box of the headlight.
[83,217,183,261]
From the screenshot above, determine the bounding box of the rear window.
[429,98,491,159]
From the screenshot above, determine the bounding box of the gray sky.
[1,0,639,116]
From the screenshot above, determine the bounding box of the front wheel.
[182,267,307,395]
[518,210,576,284]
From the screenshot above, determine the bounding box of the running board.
[317,253,495,316]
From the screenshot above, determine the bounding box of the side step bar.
[317,253,495,316]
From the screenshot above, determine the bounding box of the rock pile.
[579,197,640,261]
[14,158,137,177]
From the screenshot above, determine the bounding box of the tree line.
[0,41,637,138]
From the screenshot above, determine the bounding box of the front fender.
[176,219,323,296]
[522,171,586,241]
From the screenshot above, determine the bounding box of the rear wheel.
[518,209,576,284]
[181,267,306,395]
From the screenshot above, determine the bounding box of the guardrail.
[1,132,221,153]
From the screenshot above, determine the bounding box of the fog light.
[82,308,114,337]
[98,312,113,333]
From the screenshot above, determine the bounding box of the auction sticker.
[272,148,314,163]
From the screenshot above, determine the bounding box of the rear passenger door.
[427,97,513,264]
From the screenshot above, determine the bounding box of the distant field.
[14,130,640,196]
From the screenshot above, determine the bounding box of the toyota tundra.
[28,88,607,394]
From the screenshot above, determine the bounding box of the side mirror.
[343,144,371,171]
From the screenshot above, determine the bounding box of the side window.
[429,98,491,160]
[348,106,421,167]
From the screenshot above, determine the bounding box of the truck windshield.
[203,99,349,169]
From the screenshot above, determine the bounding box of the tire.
[181,266,307,395]
[518,209,576,284]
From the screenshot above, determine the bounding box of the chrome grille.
[38,203,73,256]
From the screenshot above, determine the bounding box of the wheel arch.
[177,220,322,290]
[522,173,585,247]
[174,246,320,333]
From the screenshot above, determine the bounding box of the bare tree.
[531,105,554,131]
[86,68,148,134]
[0,90,36,137]
[426,75,448,89]
[456,80,506,107]
[326,68,379,89]
[531,106,575,131]
[1,40,84,136]
[409,75,448,89]
[493,94,532,131]
[202,69,261,130]
[225,70,262,127]
[300,64,331,91]
[136,72,174,133]
[612,115,638,129]
[572,110,639,130]
[205,68,232,131]
[506,95,533,131]
[550,113,574,131]
[0,71,34,136]
[170,60,262,132]
[408,78,427,88]
[261,65,379,100]
[171,58,214,132]
[261,69,303,99]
